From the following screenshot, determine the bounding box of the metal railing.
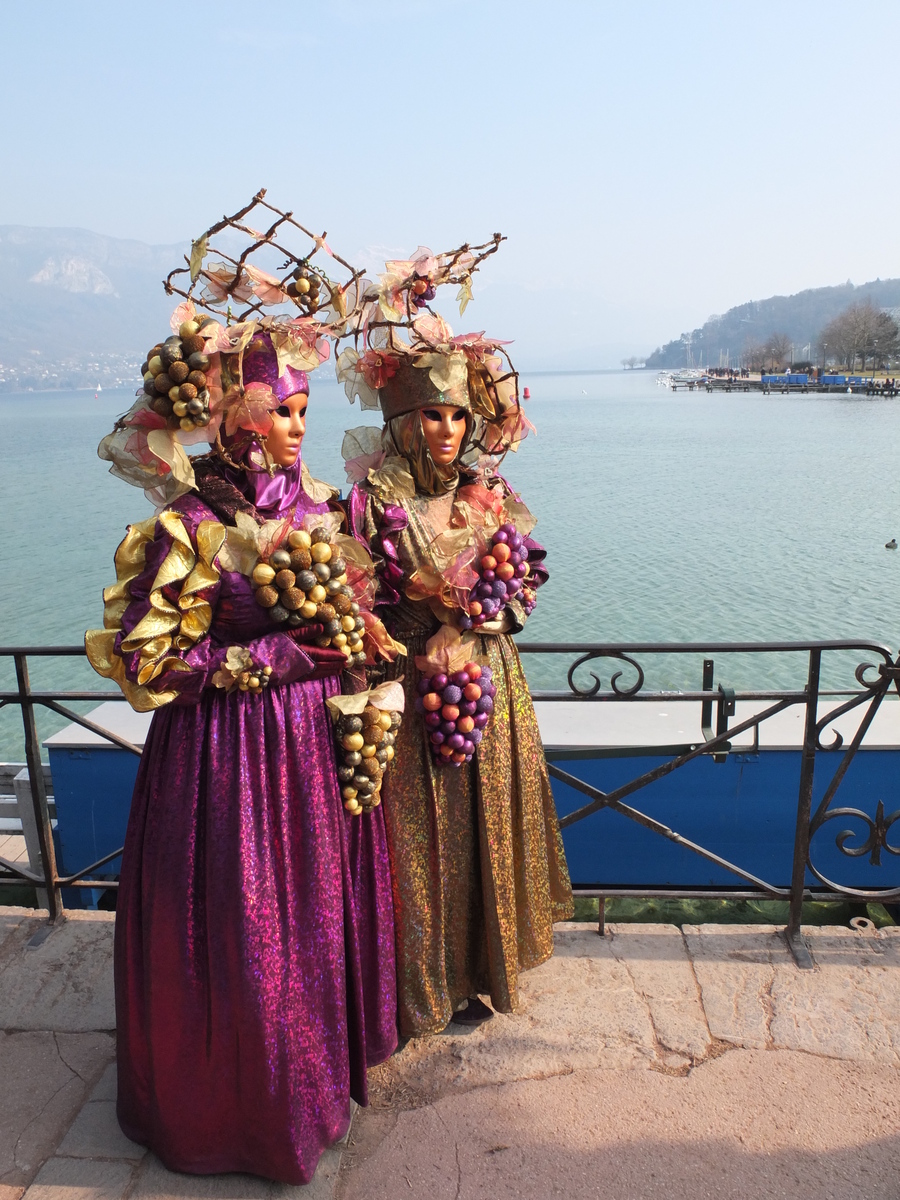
[2,640,900,968]
[522,639,900,966]
[0,647,140,922]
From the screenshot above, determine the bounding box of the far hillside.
[646,279,900,369]
[0,226,185,391]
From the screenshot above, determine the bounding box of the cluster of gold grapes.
[252,527,367,667]
[334,703,401,815]
[142,316,216,431]
[284,263,324,313]
[236,665,272,694]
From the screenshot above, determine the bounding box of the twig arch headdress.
[335,236,533,466]
[98,190,367,507]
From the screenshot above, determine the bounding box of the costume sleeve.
[346,484,409,618]
[85,509,328,711]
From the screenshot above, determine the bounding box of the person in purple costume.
[87,328,397,1184]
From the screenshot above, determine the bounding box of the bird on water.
[886,539,897,550]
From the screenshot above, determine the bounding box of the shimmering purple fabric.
[113,484,397,1184]
[220,455,305,516]
[217,333,309,514]
[242,333,309,401]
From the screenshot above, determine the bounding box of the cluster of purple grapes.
[459,524,531,631]
[411,275,437,307]
[414,661,497,766]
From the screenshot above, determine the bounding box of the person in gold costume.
[339,240,573,1036]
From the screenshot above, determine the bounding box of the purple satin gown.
[109,483,397,1184]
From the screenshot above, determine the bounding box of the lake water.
[3,370,900,760]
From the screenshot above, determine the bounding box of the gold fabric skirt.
[382,626,573,1036]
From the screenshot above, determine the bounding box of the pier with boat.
[659,369,900,395]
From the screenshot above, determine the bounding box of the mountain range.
[3,224,900,386]
[0,225,186,390]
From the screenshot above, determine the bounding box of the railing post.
[14,653,62,921]
[786,648,820,968]
[701,659,714,741]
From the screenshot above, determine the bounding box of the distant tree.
[742,340,767,371]
[819,302,899,371]
[871,309,899,367]
[765,332,792,370]
[620,356,641,369]
[818,310,855,369]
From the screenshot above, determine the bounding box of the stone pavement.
[3,909,900,1199]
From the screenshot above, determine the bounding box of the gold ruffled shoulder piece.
[85,510,226,712]
[301,461,339,504]
[366,454,417,502]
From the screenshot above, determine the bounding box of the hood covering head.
[217,332,310,515]
[383,407,474,496]
[240,333,309,402]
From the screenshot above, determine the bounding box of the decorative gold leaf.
[218,511,262,575]
[367,679,406,713]
[189,235,208,283]
[334,533,375,571]
[367,456,417,501]
[457,278,474,315]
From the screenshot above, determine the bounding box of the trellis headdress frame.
[334,235,534,465]
[98,190,368,508]
[164,188,367,331]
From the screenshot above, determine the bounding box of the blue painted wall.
[552,749,900,891]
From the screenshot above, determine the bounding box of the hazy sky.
[3,1,898,367]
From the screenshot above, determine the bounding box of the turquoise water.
[3,371,900,760]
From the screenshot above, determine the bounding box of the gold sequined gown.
[351,481,573,1036]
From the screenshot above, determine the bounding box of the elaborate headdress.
[335,237,534,475]
[97,190,367,508]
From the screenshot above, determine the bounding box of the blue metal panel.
[552,749,900,891]
[46,738,900,901]
[48,746,139,907]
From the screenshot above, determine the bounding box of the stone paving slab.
[131,1149,343,1200]
[8,914,900,1200]
[341,1050,900,1200]
[606,922,712,1061]
[0,910,32,957]
[21,1158,135,1200]
[0,835,28,865]
[682,923,790,1049]
[684,923,900,1064]
[56,1101,144,1162]
[0,912,115,1034]
[368,928,659,1108]
[771,926,900,1065]
[0,1031,115,1188]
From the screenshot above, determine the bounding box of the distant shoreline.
[0,368,650,399]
